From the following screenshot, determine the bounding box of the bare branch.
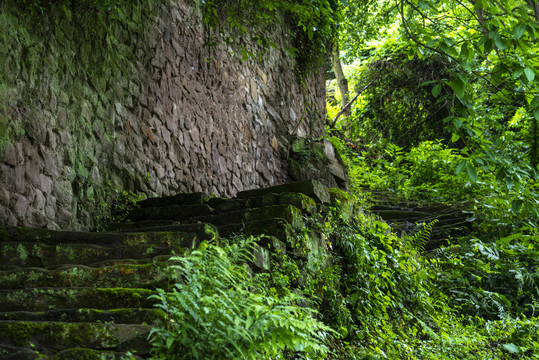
[329,78,377,129]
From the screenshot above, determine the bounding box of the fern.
[405,219,439,252]
[148,236,335,360]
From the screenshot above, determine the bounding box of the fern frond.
[406,219,439,252]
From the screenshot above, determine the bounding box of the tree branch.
[329,78,377,129]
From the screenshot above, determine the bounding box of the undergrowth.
[148,236,334,359]
[149,193,539,359]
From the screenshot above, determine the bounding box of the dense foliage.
[320,0,539,357]
[149,196,539,359]
[13,0,530,358]
[330,0,539,230]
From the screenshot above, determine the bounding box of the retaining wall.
[0,0,326,229]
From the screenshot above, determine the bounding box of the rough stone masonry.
[0,0,326,230]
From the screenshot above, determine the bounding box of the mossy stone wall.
[0,0,326,230]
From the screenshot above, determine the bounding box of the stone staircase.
[365,189,475,249]
[0,225,213,359]
[0,181,474,358]
[0,180,331,359]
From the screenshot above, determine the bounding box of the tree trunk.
[331,42,350,117]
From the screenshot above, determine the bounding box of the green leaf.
[456,160,467,175]
[535,108,539,121]
[494,36,508,50]
[473,0,484,10]
[512,23,526,39]
[484,38,493,54]
[503,342,520,354]
[513,67,524,80]
[505,177,514,190]
[452,117,462,129]
[466,163,478,182]
[451,133,460,142]
[461,61,472,72]
[450,78,465,98]
[432,84,442,97]
[418,0,429,10]
[166,336,175,349]
[420,80,437,87]
[524,67,535,82]
[459,43,469,58]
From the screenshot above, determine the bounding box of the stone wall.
[0,0,326,230]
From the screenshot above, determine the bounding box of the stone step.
[212,192,317,215]
[126,204,213,222]
[0,263,172,289]
[388,215,469,229]
[373,209,431,220]
[237,179,331,204]
[0,308,163,324]
[0,321,153,356]
[0,345,143,360]
[0,288,155,312]
[102,219,177,232]
[0,242,176,268]
[190,205,305,228]
[217,218,298,244]
[0,225,205,247]
[106,222,212,237]
[217,219,286,237]
[137,192,206,208]
[370,204,451,212]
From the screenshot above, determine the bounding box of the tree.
[397,0,539,155]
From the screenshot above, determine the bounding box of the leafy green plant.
[148,236,334,360]
[406,219,439,252]
[435,232,539,319]
[95,187,145,231]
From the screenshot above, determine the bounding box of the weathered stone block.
[238,180,330,204]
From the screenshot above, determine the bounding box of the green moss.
[328,187,353,203]
[49,347,127,360]
[0,321,49,346]
[57,245,77,261]
[0,322,123,349]
[328,187,356,221]
[279,193,318,214]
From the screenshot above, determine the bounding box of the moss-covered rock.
[0,308,164,325]
[126,204,213,222]
[0,226,203,249]
[0,242,178,268]
[328,187,356,222]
